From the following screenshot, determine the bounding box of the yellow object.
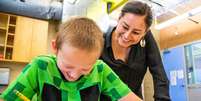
[109,0,128,13]
[14,90,30,101]
[102,0,128,13]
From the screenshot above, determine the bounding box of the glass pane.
[192,43,201,84]
[185,45,194,84]
[185,42,201,85]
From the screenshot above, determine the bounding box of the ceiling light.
[155,5,201,30]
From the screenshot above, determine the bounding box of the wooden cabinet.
[12,16,32,62]
[0,13,16,60]
[30,18,48,60]
[0,13,48,62]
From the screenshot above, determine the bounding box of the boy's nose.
[68,71,79,78]
[68,71,76,78]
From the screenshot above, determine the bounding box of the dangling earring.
[140,38,146,47]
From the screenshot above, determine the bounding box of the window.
[185,42,201,84]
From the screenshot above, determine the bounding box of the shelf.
[7,33,14,36]
[0,44,4,47]
[6,45,13,48]
[0,59,29,63]
[0,27,7,30]
[9,24,16,27]
[0,59,13,62]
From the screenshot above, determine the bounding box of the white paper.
[177,70,184,79]
[0,68,10,85]
[170,70,177,86]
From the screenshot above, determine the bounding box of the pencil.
[13,90,30,101]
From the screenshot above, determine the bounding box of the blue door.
[162,46,187,101]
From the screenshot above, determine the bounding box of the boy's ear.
[51,40,58,54]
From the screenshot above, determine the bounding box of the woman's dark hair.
[120,1,153,29]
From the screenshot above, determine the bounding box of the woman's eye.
[122,25,128,30]
[132,32,140,35]
[135,32,139,35]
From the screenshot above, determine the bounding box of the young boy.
[0,17,141,101]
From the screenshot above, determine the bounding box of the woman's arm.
[145,30,170,101]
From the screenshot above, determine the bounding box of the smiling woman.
[100,1,170,101]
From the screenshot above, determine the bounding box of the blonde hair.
[55,17,104,53]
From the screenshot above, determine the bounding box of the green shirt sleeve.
[97,60,131,100]
[0,58,39,101]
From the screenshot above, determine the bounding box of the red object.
[0,54,3,59]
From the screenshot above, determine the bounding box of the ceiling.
[109,0,201,26]
[153,0,201,23]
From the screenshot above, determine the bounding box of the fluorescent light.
[155,5,201,30]
[155,13,188,30]
[189,6,201,16]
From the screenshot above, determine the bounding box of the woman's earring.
[140,38,146,47]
